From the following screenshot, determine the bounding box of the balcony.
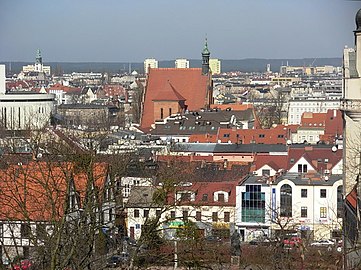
[341,99,361,121]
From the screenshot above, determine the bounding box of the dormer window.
[180,192,191,202]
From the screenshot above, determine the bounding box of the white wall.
[0,65,5,95]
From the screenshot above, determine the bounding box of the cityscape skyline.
[0,0,360,62]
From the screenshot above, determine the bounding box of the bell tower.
[202,39,210,75]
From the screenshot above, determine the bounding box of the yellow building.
[209,58,221,74]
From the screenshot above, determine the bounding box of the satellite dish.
[324,176,329,181]
[286,140,292,145]
[331,146,337,152]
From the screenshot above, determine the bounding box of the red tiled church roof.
[141,68,210,129]
[152,81,186,101]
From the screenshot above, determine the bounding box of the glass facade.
[242,184,265,223]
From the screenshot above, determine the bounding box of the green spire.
[202,38,210,55]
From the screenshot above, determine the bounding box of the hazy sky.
[0,0,360,62]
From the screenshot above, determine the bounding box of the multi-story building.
[209,59,221,74]
[236,173,343,242]
[144,58,158,74]
[288,99,340,124]
[175,58,189,69]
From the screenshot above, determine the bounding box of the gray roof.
[275,173,342,186]
[240,173,342,187]
[171,143,287,153]
[58,104,107,110]
[126,186,160,208]
[150,108,255,136]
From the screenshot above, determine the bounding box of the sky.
[0,0,360,62]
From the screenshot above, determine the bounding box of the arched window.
[280,184,292,217]
[337,185,343,218]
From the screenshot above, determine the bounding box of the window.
[182,210,188,220]
[277,134,284,138]
[218,193,225,202]
[298,164,308,173]
[21,224,31,238]
[301,207,307,218]
[290,158,295,164]
[320,189,327,198]
[156,209,161,217]
[160,108,164,119]
[202,194,208,201]
[224,212,230,222]
[301,189,307,198]
[212,212,218,222]
[223,134,230,138]
[320,207,327,218]
[324,158,329,163]
[144,209,149,218]
[171,211,176,219]
[180,193,191,202]
[262,169,270,176]
[196,211,202,221]
[169,108,172,116]
[337,185,343,218]
[259,134,265,138]
[280,184,292,217]
[134,209,139,218]
[242,184,265,223]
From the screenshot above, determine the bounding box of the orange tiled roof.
[0,162,108,221]
[141,68,210,129]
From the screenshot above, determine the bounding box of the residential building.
[288,99,340,124]
[144,58,158,74]
[175,59,189,69]
[150,107,258,143]
[236,173,343,242]
[209,59,221,74]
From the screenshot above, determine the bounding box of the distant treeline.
[1,58,342,75]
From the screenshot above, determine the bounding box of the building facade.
[209,59,221,74]
[175,59,189,69]
[144,58,158,74]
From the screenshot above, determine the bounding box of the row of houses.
[0,141,343,263]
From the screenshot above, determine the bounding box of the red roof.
[345,185,357,210]
[152,81,186,101]
[301,112,327,128]
[141,68,210,129]
[0,162,107,221]
[169,180,239,206]
[252,154,288,171]
[287,146,342,172]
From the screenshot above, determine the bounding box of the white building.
[144,58,158,74]
[288,99,340,124]
[236,173,343,242]
[175,58,189,69]
[0,65,55,130]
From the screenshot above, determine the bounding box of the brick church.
[140,41,213,131]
